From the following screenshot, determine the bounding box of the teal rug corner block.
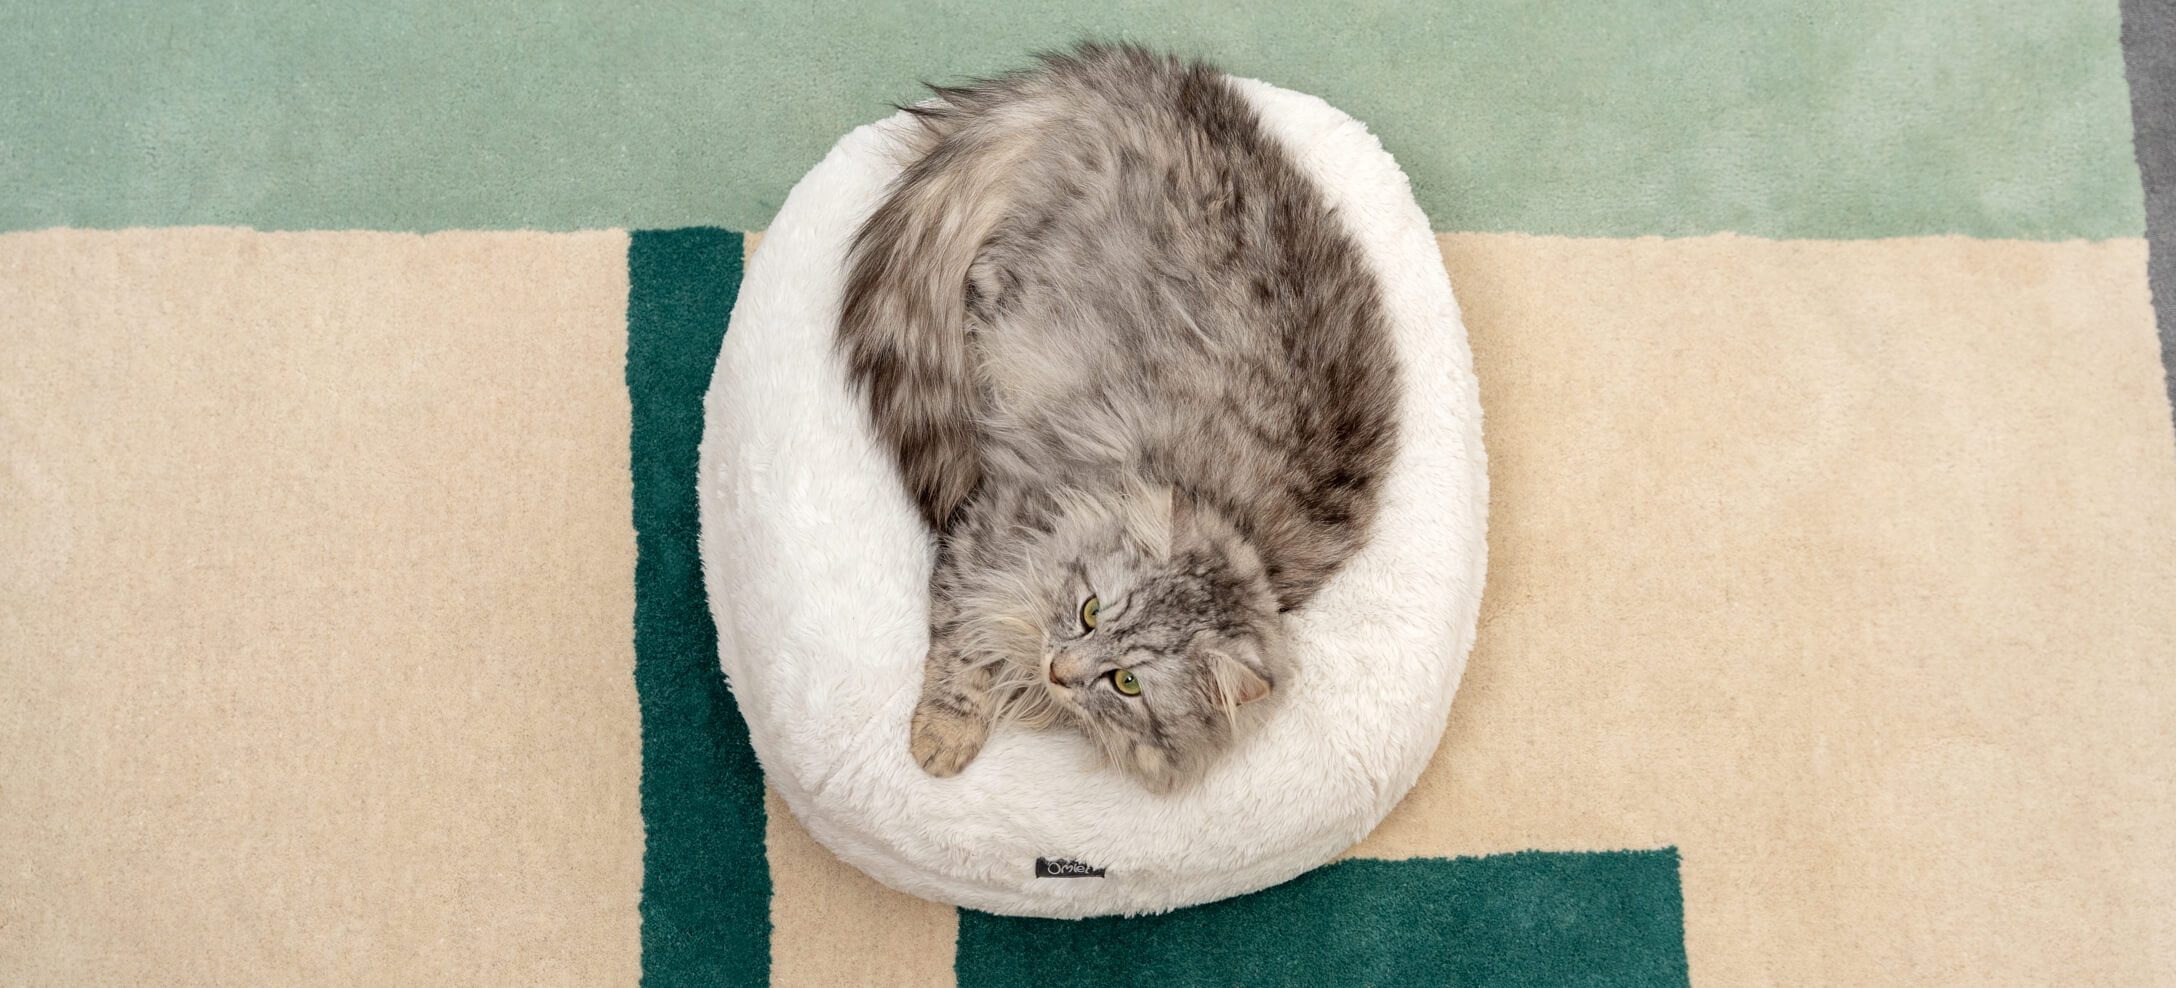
[957,849,1690,988]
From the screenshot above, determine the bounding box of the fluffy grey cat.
[839,44,1399,792]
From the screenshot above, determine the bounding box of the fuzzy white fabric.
[697,78,1486,919]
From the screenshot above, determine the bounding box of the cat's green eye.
[1111,668,1140,696]
[1080,595,1099,631]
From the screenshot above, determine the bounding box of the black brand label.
[1034,857,1107,878]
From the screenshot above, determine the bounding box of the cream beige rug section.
[0,229,645,985]
[6,229,2170,985]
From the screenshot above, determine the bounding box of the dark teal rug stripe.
[957,850,1689,988]
[628,228,769,986]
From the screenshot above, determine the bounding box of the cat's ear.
[1168,488,1203,551]
[1207,645,1272,710]
[1123,485,1177,559]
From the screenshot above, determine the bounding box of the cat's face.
[1030,489,1284,792]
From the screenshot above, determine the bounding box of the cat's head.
[1024,485,1286,793]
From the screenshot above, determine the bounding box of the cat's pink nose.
[1047,656,1084,684]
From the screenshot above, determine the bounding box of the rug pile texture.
[4,2,2172,984]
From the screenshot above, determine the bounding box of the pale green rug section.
[0,0,2142,239]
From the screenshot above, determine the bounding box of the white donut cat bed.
[697,77,1486,919]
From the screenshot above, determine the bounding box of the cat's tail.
[838,77,1051,531]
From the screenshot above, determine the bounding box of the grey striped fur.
[840,44,1399,792]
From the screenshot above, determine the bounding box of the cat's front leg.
[910,624,993,777]
[911,543,994,776]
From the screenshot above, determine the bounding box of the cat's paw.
[909,702,988,777]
